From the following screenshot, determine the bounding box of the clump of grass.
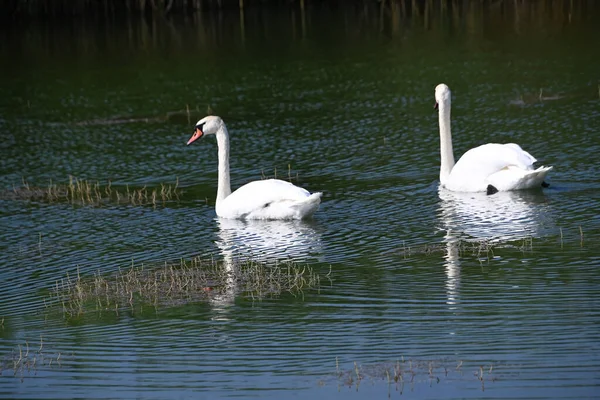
[50,257,327,317]
[398,236,546,261]
[399,239,498,259]
[3,176,181,207]
[1,336,63,382]
[332,357,499,394]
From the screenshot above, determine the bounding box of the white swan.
[187,116,322,219]
[435,83,553,194]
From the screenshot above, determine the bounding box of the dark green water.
[1,3,599,399]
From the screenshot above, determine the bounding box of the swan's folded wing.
[218,179,315,218]
[448,143,539,191]
[458,143,536,171]
[503,143,538,168]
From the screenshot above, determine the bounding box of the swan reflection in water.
[437,188,554,308]
[208,218,323,318]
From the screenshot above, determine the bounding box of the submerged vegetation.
[49,256,328,317]
[2,176,181,207]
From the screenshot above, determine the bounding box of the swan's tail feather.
[521,165,553,190]
[489,165,553,192]
[292,192,322,219]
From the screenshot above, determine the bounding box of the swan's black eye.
[195,122,205,131]
[434,102,439,110]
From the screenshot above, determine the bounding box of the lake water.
[1,3,600,399]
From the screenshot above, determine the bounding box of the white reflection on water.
[215,218,323,262]
[443,231,461,309]
[208,218,323,318]
[437,187,554,308]
[437,188,553,241]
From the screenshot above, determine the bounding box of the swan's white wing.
[502,143,538,167]
[216,179,321,219]
[446,143,547,192]
[459,143,536,171]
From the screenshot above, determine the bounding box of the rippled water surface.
[1,3,600,399]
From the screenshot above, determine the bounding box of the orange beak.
[187,128,204,145]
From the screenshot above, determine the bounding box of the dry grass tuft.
[331,357,499,394]
[49,257,327,317]
[1,336,63,382]
[2,176,181,207]
[261,164,299,182]
[397,237,536,260]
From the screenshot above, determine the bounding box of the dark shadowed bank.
[2,0,598,20]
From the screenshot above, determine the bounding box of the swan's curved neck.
[215,122,232,205]
[438,99,455,185]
